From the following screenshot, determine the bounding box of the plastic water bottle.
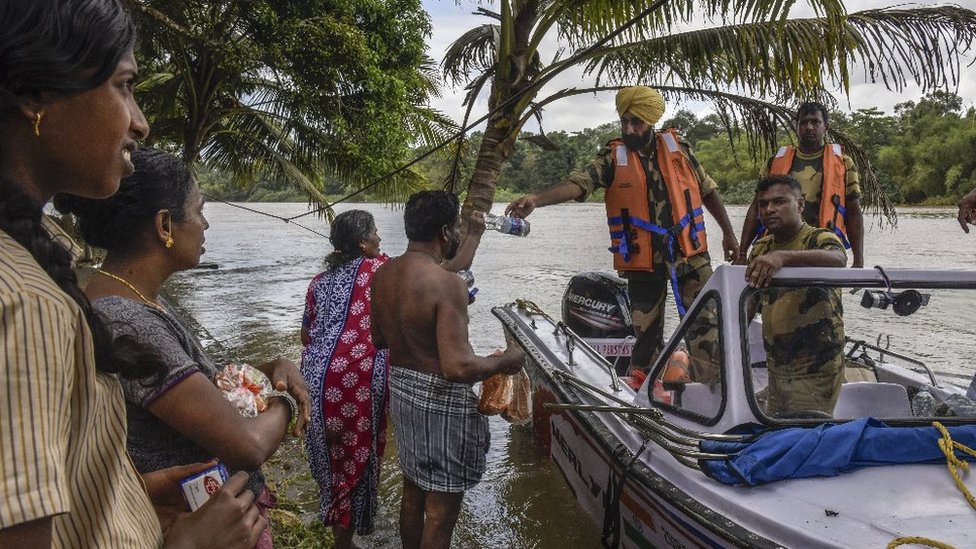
[457,269,475,288]
[457,270,478,304]
[911,389,937,417]
[485,212,530,237]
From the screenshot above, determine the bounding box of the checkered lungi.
[389,366,490,493]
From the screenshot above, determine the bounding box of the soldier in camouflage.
[746,175,848,416]
[738,102,864,267]
[506,87,739,373]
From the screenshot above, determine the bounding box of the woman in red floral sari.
[301,210,388,549]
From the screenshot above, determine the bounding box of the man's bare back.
[372,251,463,375]
[372,250,522,382]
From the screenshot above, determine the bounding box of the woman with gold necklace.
[59,148,310,548]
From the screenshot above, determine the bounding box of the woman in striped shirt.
[0,1,265,547]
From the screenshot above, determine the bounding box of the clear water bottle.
[911,389,937,417]
[457,269,478,304]
[457,269,475,288]
[484,212,530,237]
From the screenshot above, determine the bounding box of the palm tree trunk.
[462,49,535,216]
[461,1,540,225]
[464,120,512,213]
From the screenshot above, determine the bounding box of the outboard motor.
[561,272,635,373]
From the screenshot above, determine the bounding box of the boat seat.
[832,382,912,419]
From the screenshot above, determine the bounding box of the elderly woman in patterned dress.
[300,210,388,549]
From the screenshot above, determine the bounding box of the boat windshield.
[742,281,976,423]
[647,291,725,423]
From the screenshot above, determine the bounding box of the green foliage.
[870,92,976,205]
[440,0,976,222]
[408,95,974,206]
[660,111,724,147]
[263,438,335,548]
[127,0,451,208]
[692,133,764,195]
[499,125,619,192]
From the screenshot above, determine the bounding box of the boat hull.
[514,328,780,549]
[496,266,976,548]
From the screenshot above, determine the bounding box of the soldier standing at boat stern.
[506,86,739,376]
[746,175,848,416]
[371,190,525,549]
[738,102,864,267]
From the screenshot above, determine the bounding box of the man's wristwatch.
[268,390,299,424]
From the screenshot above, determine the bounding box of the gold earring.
[33,112,43,137]
[165,236,174,249]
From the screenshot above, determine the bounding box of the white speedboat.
[493,265,976,548]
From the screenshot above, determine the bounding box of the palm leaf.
[554,0,844,46]
[585,6,976,102]
[442,23,500,85]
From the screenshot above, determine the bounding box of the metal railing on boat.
[500,300,754,469]
[546,369,754,469]
[555,321,623,392]
[846,336,938,386]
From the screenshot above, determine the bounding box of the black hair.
[404,190,460,242]
[0,0,136,117]
[56,149,195,256]
[326,209,375,269]
[796,102,830,126]
[755,174,802,195]
[0,0,146,378]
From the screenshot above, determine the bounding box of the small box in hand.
[179,463,229,511]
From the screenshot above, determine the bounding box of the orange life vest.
[769,144,849,246]
[605,129,708,272]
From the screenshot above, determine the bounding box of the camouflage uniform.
[566,135,718,371]
[760,149,861,228]
[748,224,847,415]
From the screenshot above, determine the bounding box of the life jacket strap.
[608,212,703,317]
[752,217,767,247]
[827,194,852,249]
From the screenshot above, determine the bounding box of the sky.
[421,0,976,134]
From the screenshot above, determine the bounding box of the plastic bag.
[214,363,273,417]
[478,372,513,416]
[479,370,533,425]
[501,369,532,425]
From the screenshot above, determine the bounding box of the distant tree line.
[409,91,973,206]
[202,91,974,207]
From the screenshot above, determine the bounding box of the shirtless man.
[371,190,525,549]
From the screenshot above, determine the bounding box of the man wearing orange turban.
[506,86,739,375]
[615,86,667,127]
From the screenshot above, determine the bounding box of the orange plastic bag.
[478,372,513,416]
[501,369,532,425]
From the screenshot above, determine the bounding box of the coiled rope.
[887,421,976,549]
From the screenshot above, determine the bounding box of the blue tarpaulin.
[699,418,976,486]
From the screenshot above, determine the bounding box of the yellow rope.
[931,421,976,510]
[887,421,976,549]
[887,536,958,549]
[514,298,554,322]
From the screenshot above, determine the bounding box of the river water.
[165,202,975,548]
